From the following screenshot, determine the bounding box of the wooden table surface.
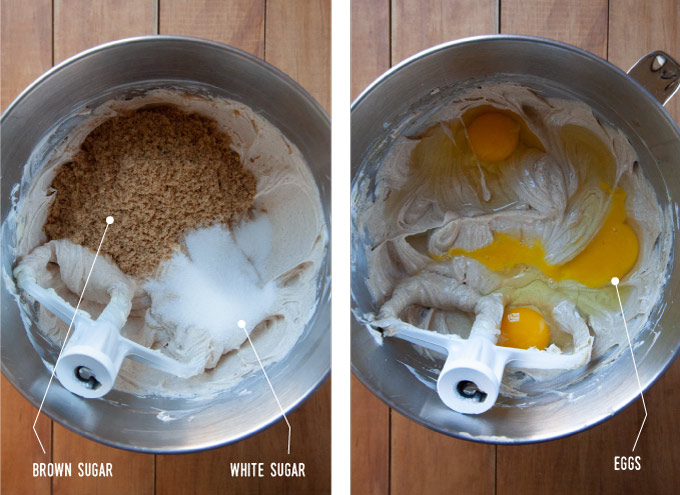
[0,1,330,494]
[351,1,680,494]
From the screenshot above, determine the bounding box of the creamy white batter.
[355,83,671,393]
[11,90,327,397]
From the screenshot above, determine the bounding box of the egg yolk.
[559,189,639,285]
[467,112,520,162]
[499,307,550,350]
[435,188,639,288]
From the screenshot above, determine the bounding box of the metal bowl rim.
[351,34,680,137]
[350,34,680,444]
[1,34,331,453]
[2,34,330,127]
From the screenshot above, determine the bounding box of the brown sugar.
[44,105,256,278]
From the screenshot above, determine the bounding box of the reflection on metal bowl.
[351,35,680,443]
[1,36,330,453]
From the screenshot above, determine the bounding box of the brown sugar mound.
[44,105,256,277]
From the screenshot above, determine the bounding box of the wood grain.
[496,379,679,495]
[351,377,390,495]
[1,2,53,494]
[353,1,680,494]
[54,0,157,63]
[383,2,498,494]
[4,1,329,494]
[609,0,680,135]
[49,1,157,494]
[496,1,680,493]
[351,0,390,100]
[0,0,52,110]
[159,0,265,58]
[391,0,497,65]
[154,2,330,492]
[608,4,680,487]
[1,376,52,495]
[501,0,608,56]
[350,2,391,492]
[263,3,331,491]
[265,0,331,113]
[156,381,331,495]
[390,412,495,495]
[51,423,154,495]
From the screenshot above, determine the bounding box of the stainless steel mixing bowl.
[1,36,330,452]
[351,35,680,443]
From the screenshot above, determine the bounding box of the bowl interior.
[1,37,330,452]
[351,36,680,443]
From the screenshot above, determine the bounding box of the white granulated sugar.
[144,216,277,361]
[232,211,273,279]
[13,91,327,396]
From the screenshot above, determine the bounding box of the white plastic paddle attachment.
[374,315,589,414]
[14,274,195,399]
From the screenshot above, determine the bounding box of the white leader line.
[611,276,647,452]
[238,319,291,455]
[32,217,113,454]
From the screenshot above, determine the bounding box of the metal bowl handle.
[628,50,680,106]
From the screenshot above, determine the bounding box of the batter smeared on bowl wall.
[12,89,327,397]
[357,83,671,396]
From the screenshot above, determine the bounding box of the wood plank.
[1,376,52,495]
[390,0,498,495]
[496,367,679,495]
[54,0,157,64]
[155,380,331,494]
[501,0,608,56]
[609,0,680,138]
[387,2,498,494]
[50,2,157,494]
[391,0,497,65]
[351,0,390,100]
[351,377,390,495]
[265,0,331,113]
[350,3,390,491]
[263,7,331,488]
[604,1,679,490]
[391,411,495,495]
[156,1,330,493]
[50,423,154,495]
[0,0,52,110]
[159,0,265,58]
[497,1,680,493]
[1,2,53,494]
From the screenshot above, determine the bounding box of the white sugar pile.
[144,216,277,371]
